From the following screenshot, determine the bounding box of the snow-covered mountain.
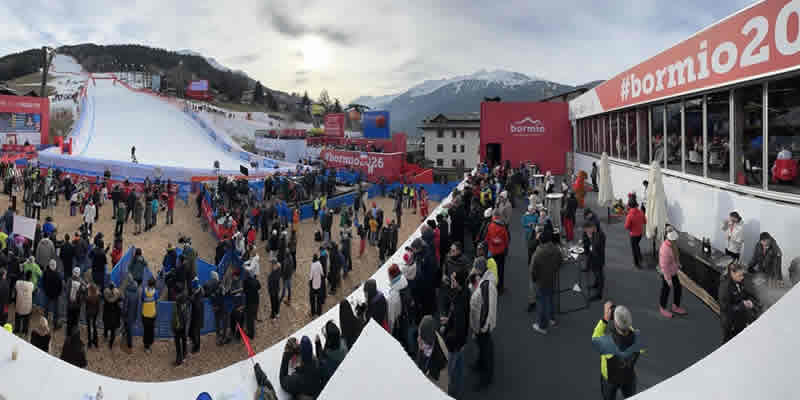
[352,69,575,136]
[176,49,251,79]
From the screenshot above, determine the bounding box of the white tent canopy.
[319,320,452,400]
[597,152,614,208]
[645,163,668,240]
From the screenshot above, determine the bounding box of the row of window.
[436,144,467,153]
[436,129,469,139]
[575,74,800,198]
[436,159,466,167]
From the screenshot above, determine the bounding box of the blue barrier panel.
[110,246,136,287]
[196,258,216,286]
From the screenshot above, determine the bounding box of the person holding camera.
[280,336,323,398]
[591,302,645,399]
[719,263,759,344]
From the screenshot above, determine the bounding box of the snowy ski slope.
[82,79,246,170]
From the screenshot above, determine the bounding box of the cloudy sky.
[1,0,754,102]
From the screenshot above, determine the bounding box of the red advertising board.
[479,102,571,174]
[319,149,404,182]
[0,95,50,145]
[324,113,346,137]
[591,0,800,113]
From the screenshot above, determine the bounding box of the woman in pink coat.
[658,230,688,318]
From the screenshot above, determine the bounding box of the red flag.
[236,323,256,358]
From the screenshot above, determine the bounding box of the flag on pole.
[236,322,256,358]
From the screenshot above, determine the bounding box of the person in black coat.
[243,267,262,339]
[268,258,281,319]
[449,199,466,249]
[260,204,270,242]
[42,260,63,328]
[363,279,388,329]
[583,221,606,301]
[441,268,470,399]
[280,336,323,398]
[91,245,108,291]
[60,328,88,368]
[327,243,341,295]
[437,214,450,267]
[0,268,10,326]
[719,263,759,344]
[189,280,205,353]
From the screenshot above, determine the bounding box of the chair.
[771,159,798,183]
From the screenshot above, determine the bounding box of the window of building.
[460,144,465,153]
[707,91,731,183]
[625,111,636,161]
[651,105,665,166]
[685,97,703,177]
[436,129,443,138]
[593,117,600,154]
[599,115,607,155]
[451,159,458,167]
[436,158,444,167]
[734,84,764,188]
[436,144,444,152]
[666,101,682,171]
[460,131,465,138]
[452,144,457,153]
[452,130,457,138]
[609,113,619,158]
[637,108,649,164]
[767,76,800,195]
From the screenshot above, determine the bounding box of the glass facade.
[574,71,800,200]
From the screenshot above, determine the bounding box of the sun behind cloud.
[301,36,331,71]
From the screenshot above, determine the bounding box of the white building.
[419,113,480,179]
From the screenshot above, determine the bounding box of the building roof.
[420,112,480,125]
[540,87,591,103]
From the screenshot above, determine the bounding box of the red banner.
[324,113,346,137]
[593,0,800,112]
[319,149,404,182]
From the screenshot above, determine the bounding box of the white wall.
[575,153,800,268]
[423,128,479,169]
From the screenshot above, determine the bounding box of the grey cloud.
[294,77,309,86]
[261,3,354,45]
[226,53,261,64]
[296,70,309,76]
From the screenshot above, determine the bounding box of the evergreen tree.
[254,81,265,104]
[265,90,277,111]
[332,98,343,113]
[301,91,311,114]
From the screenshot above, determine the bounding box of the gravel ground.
[5,192,434,382]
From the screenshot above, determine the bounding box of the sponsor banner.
[0,94,50,145]
[362,111,390,138]
[580,0,800,118]
[189,80,209,91]
[319,149,403,182]
[324,113,346,137]
[480,101,571,174]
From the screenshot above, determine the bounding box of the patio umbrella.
[597,152,614,208]
[645,163,668,240]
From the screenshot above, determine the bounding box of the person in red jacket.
[166,186,176,225]
[486,209,510,294]
[624,197,647,269]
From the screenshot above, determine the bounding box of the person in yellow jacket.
[313,197,321,222]
[141,278,159,352]
[591,302,645,399]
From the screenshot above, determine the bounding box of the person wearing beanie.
[14,270,34,336]
[658,230,687,318]
[122,277,139,354]
[583,220,607,302]
[363,279,389,331]
[60,327,88,369]
[315,320,348,385]
[416,315,446,381]
[386,264,409,337]
[35,234,56,276]
[64,267,85,336]
[486,208,510,294]
[441,254,471,399]
[42,259,63,329]
[531,229,562,335]
[102,283,122,350]
[280,336,323,398]
[141,278,159,352]
[267,257,281,321]
[172,292,190,366]
[592,302,645,399]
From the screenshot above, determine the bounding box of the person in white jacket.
[469,258,497,391]
[83,201,96,234]
[386,263,408,334]
[722,211,744,262]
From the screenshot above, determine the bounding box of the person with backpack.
[85,282,100,348]
[141,278,159,352]
[363,279,389,331]
[172,290,190,366]
[386,264,411,345]
[189,278,205,354]
[14,270,35,336]
[204,271,228,345]
[65,267,85,336]
[122,277,139,354]
[42,259,63,329]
